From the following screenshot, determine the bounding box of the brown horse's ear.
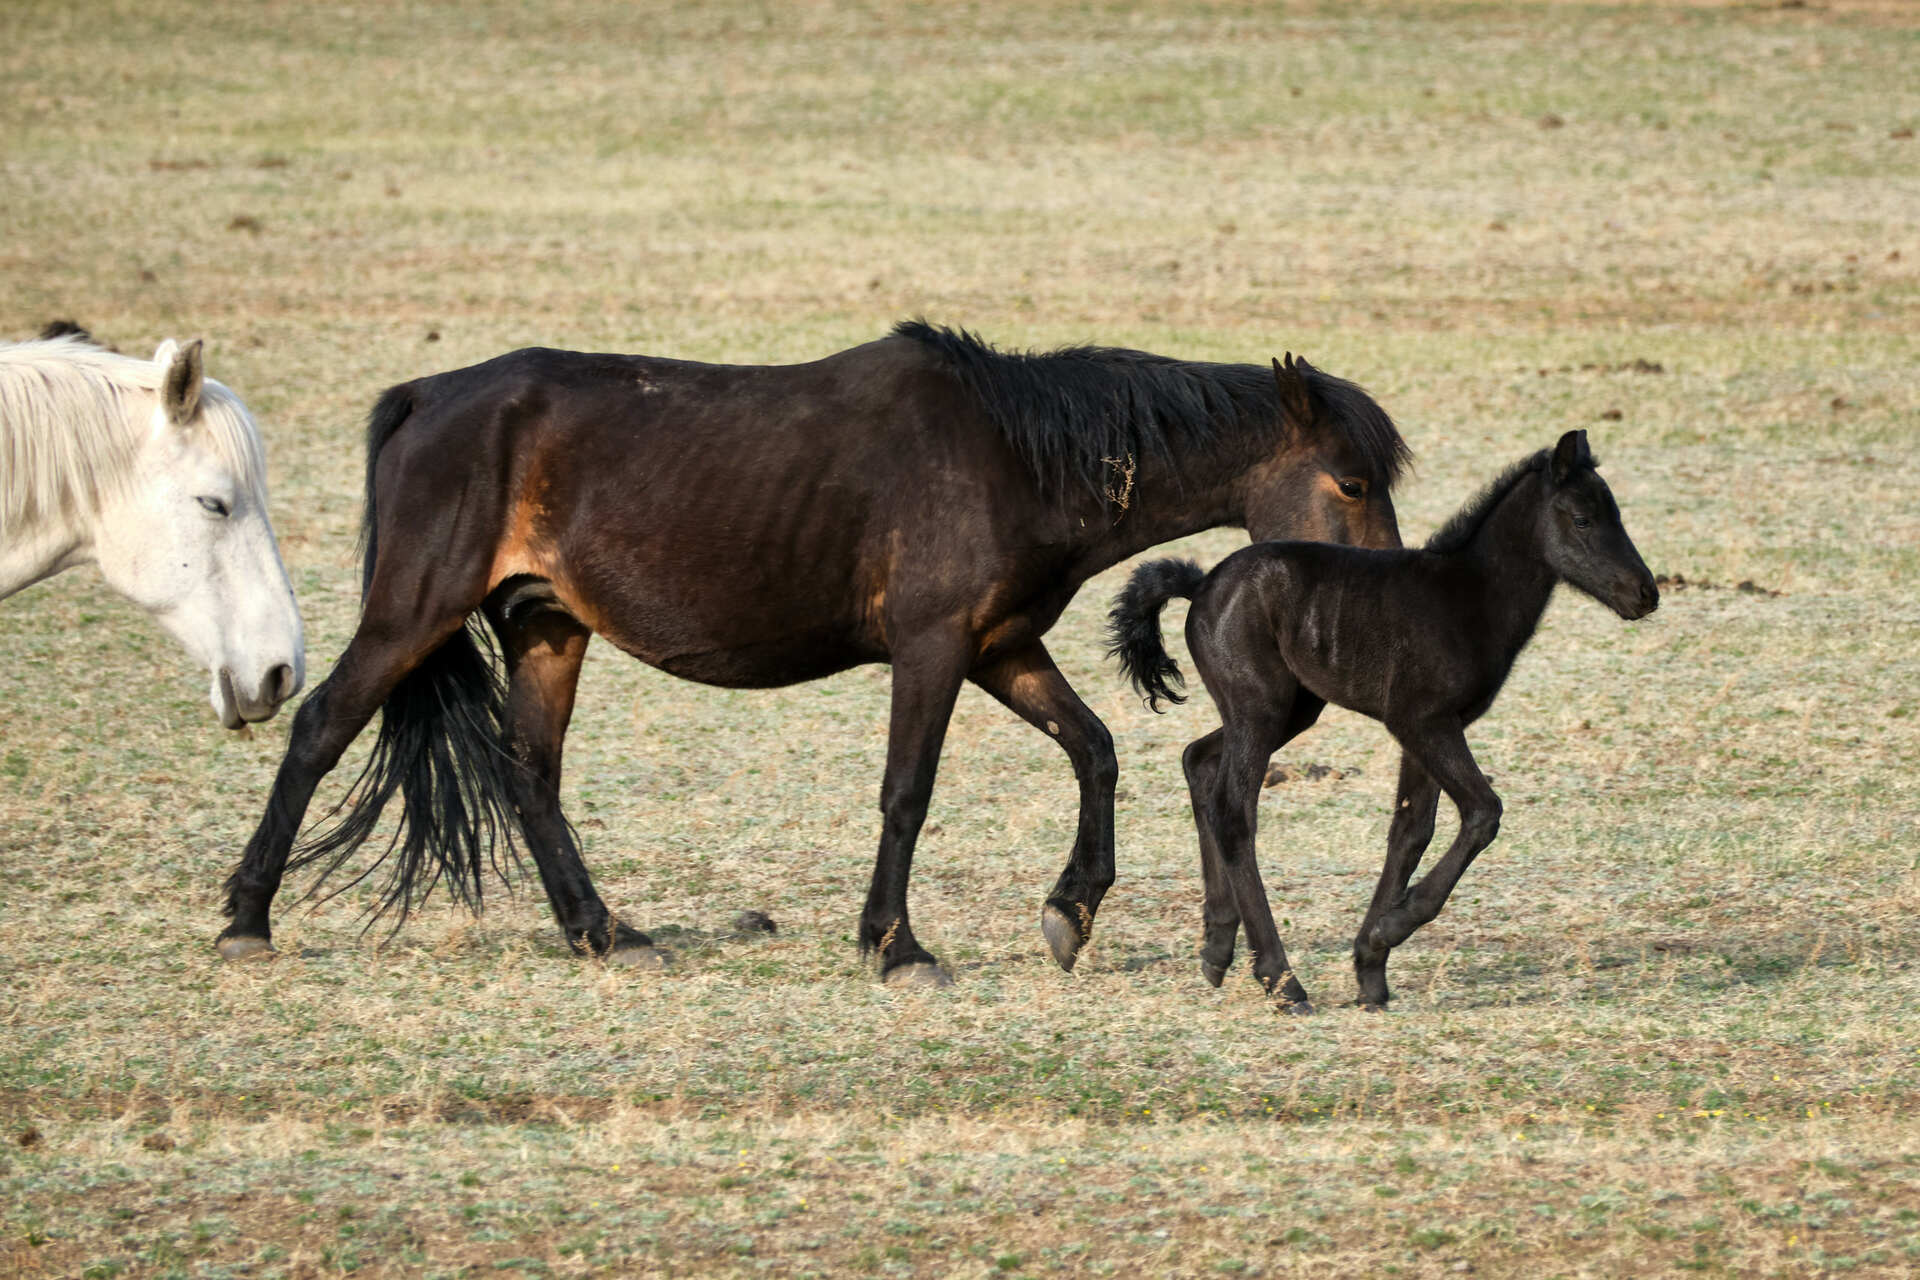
[1550,428,1592,484]
[161,338,205,425]
[1272,353,1315,427]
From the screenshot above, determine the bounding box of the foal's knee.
[1464,796,1503,849]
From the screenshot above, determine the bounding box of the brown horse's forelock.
[894,319,1410,501]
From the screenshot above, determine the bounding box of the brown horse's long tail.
[284,386,527,928]
[1107,558,1208,712]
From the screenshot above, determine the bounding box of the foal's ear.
[1272,353,1316,427]
[1550,428,1592,484]
[159,338,205,425]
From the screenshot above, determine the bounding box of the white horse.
[0,330,305,727]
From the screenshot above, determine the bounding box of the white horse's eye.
[197,496,231,518]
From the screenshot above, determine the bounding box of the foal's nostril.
[266,663,297,705]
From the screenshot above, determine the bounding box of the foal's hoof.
[1041,903,1089,972]
[1200,961,1229,988]
[1357,1000,1389,1014]
[884,961,953,989]
[1280,998,1316,1017]
[606,944,669,970]
[215,934,276,962]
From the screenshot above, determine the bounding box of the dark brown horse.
[218,321,1409,984]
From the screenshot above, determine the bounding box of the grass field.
[4,1,1919,1275]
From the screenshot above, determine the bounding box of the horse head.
[1539,430,1659,621]
[89,340,306,727]
[1240,354,1407,551]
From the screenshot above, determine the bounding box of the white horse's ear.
[160,338,205,425]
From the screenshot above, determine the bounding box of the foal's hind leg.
[970,641,1116,972]
[217,612,469,958]
[1181,729,1241,987]
[1357,719,1502,1002]
[1352,751,1440,1009]
[488,605,662,967]
[1204,699,1324,1013]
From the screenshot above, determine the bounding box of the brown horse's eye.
[1336,479,1364,500]
[1573,515,1592,529]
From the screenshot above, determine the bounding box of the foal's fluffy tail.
[1108,558,1208,712]
[282,385,527,928]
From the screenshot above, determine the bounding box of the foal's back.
[1186,540,1500,726]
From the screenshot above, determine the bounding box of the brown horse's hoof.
[884,961,953,989]
[1040,904,1087,972]
[215,934,276,962]
[1281,998,1315,1017]
[606,945,669,970]
[1201,961,1228,988]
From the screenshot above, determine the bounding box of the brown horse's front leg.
[969,641,1117,971]
[861,632,970,986]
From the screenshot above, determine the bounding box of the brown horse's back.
[377,337,1035,687]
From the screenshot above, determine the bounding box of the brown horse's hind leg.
[487,601,662,967]
[969,641,1116,972]
[217,610,471,958]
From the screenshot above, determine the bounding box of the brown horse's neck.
[1065,447,1250,583]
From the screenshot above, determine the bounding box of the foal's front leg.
[1352,751,1440,1009]
[1358,719,1502,1002]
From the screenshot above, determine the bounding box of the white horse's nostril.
[267,663,297,705]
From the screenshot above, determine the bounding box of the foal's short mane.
[894,320,1410,501]
[0,335,267,536]
[1424,446,1599,554]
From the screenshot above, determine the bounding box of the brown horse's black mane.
[894,320,1410,500]
[1424,447,1593,555]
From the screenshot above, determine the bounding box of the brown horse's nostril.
[267,663,297,705]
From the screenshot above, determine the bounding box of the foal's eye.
[1336,479,1365,500]
[197,496,231,518]
[1573,515,1592,529]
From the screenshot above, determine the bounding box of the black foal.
[1110,430,1657,1012]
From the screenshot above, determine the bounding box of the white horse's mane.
[0,334,269,537]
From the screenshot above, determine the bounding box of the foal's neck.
[1457,470,1560,656]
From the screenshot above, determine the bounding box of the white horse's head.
[87,340,306,727]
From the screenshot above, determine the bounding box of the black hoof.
[1357,1000,1388,1013]
[1201,960,1228,988]
[1041,902,1089,972]
[1281,999,1316,1017]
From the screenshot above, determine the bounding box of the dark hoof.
[1201,960,1228,988]
[1041,903,1088,972]
[1358,1000,1389,1014]
[606,944,669,970]
[215,934,276,962]
[883,961,953,989]
[1281,999,1316,1017]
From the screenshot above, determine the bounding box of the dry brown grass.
[4,1,1919,1276]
